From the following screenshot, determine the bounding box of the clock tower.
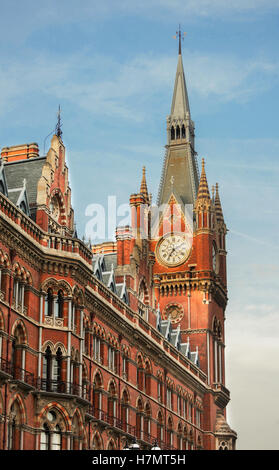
[148,36,232,448]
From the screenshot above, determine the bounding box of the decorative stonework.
[163,302,184,324]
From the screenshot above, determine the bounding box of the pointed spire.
[55,105,63,138]
[140,166,148,200]
[214,183,224,222]
[196,158,210,201]
[170,40,190,120]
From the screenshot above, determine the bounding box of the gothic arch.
[41,340,55,354]
[92,430,103,450]
[38,403,70,432]
[121,387,130,404]
[138,279,149,305]
[41,277,72,297]
[8,393,26,425]
[11,320,28,345]
[93,369,103,388]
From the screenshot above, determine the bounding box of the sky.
[0,0,279,450]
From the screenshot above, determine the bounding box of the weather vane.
[173,24,187,54]
[55,105,63,138]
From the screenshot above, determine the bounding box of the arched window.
[121,390,129,433]
[92,432,102,450]
[171,126,175,140]
[176,125,180,139]
[42,345,52,391]
[167,417,173,447]
[137,356,144,392]
[145,360,151,396]
[52,425,62,450]
[136,398,144,440]
[8,400,23,450]
[157,411,163,445]
[40,410,63,450]
[55,290,64,319]
[93,372,103,419]
[45,289,53,316]
[143,402,151,440]
[40,423,51,450]
[182,124,186,138]
[12,324,25,379]
[53,348,63,391]
[108,381,117,426]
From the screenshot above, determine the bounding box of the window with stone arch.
[137,354,144,392]
[143,401,152,438]
[107,380,117,426]
[93,371,103,419]
[8,399,24,450]
[40,408,65,450]
[219,440,229,450]
[136,397,144,440]
[121,389,129,433]
[92,431,103,450]
[157,410,164,445]
[11,322,27,379]
[144,359,152,396]
[71,411,83,450]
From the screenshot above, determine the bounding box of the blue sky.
[0,0,279,450]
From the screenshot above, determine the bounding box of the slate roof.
[4,156,46,210]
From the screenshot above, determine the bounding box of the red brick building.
[0,41,237,450]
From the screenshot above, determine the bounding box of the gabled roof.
[4,156,46,218]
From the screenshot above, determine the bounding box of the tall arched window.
[157,411,163,445]
[121,390,129,433]
[8,401,22,450]
[53,348,63,392]
[12,324,25,379]
[143,402,151,440]
[182,124,186,138]
[55,290,64,319]
[52,425,62,450]
[176,125,180,139]
[167,417,173,447]
[171,126,175,140]
[40,423,51,450]
[40,410,63,450]
[136,398,144,440]
[45,289,53,316]
[108,381,117,426]
[137,356,144,392]
[93,372,103,419]
[42,345,52,391]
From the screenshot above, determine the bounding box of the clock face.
[156,233,191,267]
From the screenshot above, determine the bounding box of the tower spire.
[214,183,224,222]
[157,32,199,207]
[55,105,63,138]
[196,158,210,201]
[140,166,149,201]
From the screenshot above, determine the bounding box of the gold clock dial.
[157,233,191,267]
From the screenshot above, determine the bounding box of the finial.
[140,166,148,199]
[55,105,63,138]
[212,185,215,200]
[173,25,187,55]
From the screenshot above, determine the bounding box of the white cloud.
[0,50,278,123]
